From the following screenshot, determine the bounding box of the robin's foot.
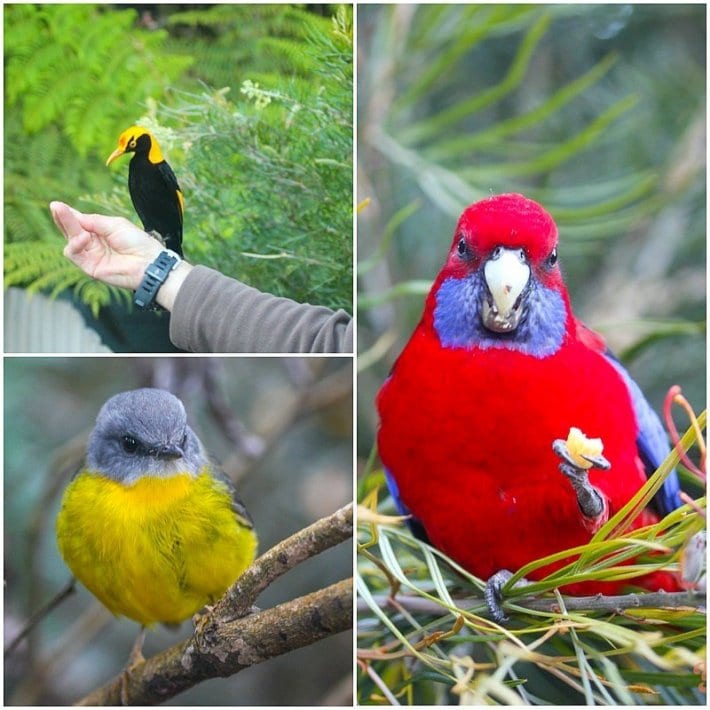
[120,626,146,704]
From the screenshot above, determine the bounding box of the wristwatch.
[134,250,182,310]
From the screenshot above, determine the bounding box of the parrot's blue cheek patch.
[432,276,482,348]
[433,276,567,358]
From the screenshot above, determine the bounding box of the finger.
[63,232,93,258]
[76,211,134,237]
[49,201,84,240]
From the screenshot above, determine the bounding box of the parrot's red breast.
[377,193,679,595]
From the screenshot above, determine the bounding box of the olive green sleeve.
[169,265,353,354]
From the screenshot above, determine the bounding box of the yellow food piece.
[565,427,604,470]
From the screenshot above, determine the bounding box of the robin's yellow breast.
[56,468,257,626]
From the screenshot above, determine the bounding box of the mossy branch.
[76,503,353,706]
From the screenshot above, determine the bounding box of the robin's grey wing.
[209,457,254,530]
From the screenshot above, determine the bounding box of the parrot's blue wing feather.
[384,467,431,544]
[605,353,682,516]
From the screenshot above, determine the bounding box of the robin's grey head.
[86,388,205,484]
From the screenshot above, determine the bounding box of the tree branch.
[213,502,353,621]
[75,503,353,706]
[358,589,705,619]
[78,578,353,706]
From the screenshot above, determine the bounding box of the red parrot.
[376,193,681,619]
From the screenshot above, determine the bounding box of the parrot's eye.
[547,248,558,267]
[121,435,139,454]
[457,237,470,259]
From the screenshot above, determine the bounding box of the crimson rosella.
[376,193,682,621]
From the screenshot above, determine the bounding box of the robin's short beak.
[155,444,183,461]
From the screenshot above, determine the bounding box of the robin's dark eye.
[121,435,138,454]
[547,248,558,267]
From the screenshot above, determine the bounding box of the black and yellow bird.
[106,126,184,256]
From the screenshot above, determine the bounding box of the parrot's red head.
[426,193,572,357]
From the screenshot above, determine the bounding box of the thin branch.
[223,360,351,485]
[8,604,113,707]
[358,589,705,619]
[515,589,706,615]
[202,362,266,459]
[77,578,353,706]
[4,578,76,657]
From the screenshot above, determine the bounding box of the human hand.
[50,201,163,290]
[50,201,192,310]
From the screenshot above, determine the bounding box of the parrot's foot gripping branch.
[485,439,613,623]
[484,570,532,624]
[553,438,610,523]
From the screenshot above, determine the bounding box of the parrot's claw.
[553,440,607,520]
[484,570,531,624]
[484,570,512,623]
[552,438,574,465]
[552,439,610,471]
[581,454,611,470]
[558,463,606,519]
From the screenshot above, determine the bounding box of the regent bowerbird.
[107,126,184,257]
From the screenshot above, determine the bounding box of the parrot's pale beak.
[481,247,530,333]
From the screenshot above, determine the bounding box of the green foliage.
[4,4,192,318]
[3,240,127,317]
[359,5,663,254]
[357,4,705,303]
[92,6,353,313]
[5,3,192,157]
[166,4,337,90]
[3,111,117,315]
[358,417,707,705]
[4,3,352,318]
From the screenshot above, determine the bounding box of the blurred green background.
[4,357,353,705]
[358,3,705,455]
[4,3,353,328]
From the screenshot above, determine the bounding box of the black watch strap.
[134,250,181,310]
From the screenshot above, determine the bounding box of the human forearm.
[170,266,353,353]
